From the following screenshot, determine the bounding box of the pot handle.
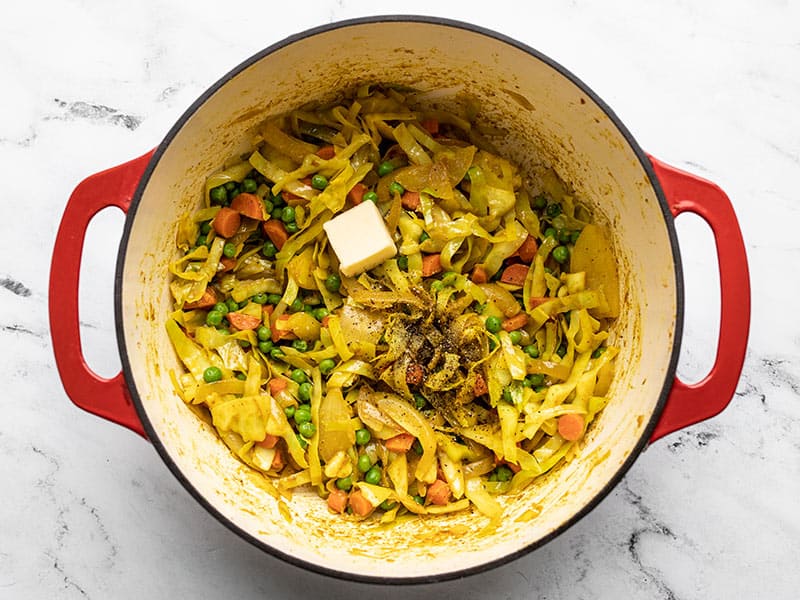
[648,156,750,442]
[49,151,155,438]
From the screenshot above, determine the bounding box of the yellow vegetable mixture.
[167,85,620,523]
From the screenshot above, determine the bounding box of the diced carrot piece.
[183,287,219,310]
[502,313,529,332]
[421,253,443,277]
[262,219,289,250]
[219,257,237,273]
[316,145,336,160]
[327,489,348,514]
[471,265,488,284]
[227,312,261,331]
[557,414,585,441]
[281,190,307,206]
[385,433,416,453]
[230,193,265,221]
[426,479,450,506]
[527,297,550,309]
[268,378,287,395]
[499,263,529,286]
[270,448,285,471]
[348,182,367,205]
[212,207,241,238]
[401,191,421,210]
[517,235,538,264]
[406,363,424,386]
[421,119,439,135]
[348,490,374,517]
[271,314,296,343]
[321,315,331,328]
[473,373,488,397]
[257,434,280,449]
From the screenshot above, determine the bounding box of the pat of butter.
[322,201,397,277]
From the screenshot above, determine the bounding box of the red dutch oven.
[49,17,750,583]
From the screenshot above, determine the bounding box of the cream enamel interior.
[119,20,678,580]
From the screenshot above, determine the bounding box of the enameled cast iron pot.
[49,17,750,583]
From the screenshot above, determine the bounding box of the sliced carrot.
[218,257,237,273]
[421,253,443,277]
[316,145,336,160]
[262,219,289,250]
[270,448,285,471]
[517,235,538,264]
[327,489,349,514]
[320,315,331,328]
[183,287,219,310]
[348,182,367,205]
[421,119,439,135]
[473,373,488,397]
[499,263,529,286]
[212,207,241,238]
[426,479,450,506]
[257,434,280,449]
[348,490,374,517]
[227,312,261,331]
[406,363,424,386]
[557,414,585,441]
[471,265,488,284]
[502,313,529,332]
[401,191,421,210]
[230,192,265,221]
[385,433,416,453]
[268,378,287,395]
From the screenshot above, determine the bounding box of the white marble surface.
[2,1,798,598]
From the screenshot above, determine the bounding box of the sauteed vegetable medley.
[167,86,620,524]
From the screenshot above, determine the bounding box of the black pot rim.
[114,14,684,586]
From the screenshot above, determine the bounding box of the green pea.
[557,229,571,244]
[325,274,341,293]
[527,373,545,387]
[488,472,498,482]
[532,194,547,209]
[319,358,336,375]
[271,192,285,207]
[296,434,308,450]
[235,372,247,381]
[552,245,569,264]
[280,206,296,223]
[413,393,427,411]
[364,466,382,485]
[262,240,278,258]
[203,366,222,383]
[570,230,581,244]
[206,310,223,327]
[474,303,486,314]
[363,191,378,203]
[251,293,268,305]
[412,439,423,455]
[285,222,299,234]
[289,298,304,313]
[298,421,316,438]
[418,231,430,243]
[413,494,424,505]
[227,186,240,199]
[258,341,273,354]
[336,476,352,491]
[269,347,285,360]
[544,227,556,239]
[592,346,606,359]
[546,203,562,218]
[355,428,371,445]
[224,298,237,313]
[200,221,212,234]
[256,325,270,342]
[485,315,502,334]
[502,387,514,404]
[397,255,409,270]
[298,382,312,402]
[239,340,251,349]
[195,234,207,247]
[290,368,308,384]
[212,302,229,316]
[224,181,237,192]
[379,500,396,511]
[292,339,308,353]
[267,293,282,305]
[209,186,227,205]
[388,181,405,196]
[377,161,395,176]
[312,307,329,321]
[509,330,523,345]
[270,207,283,220]
[241,178,258,193]
[284,405,296,419]
[524,344,540,358]
[311,174,328,190]
[294,407,312,425]
[488,337,497,351]
[495,465,513,482]
[357,454,372,473]
[430,280,444,293]
[263,198,274,214]
[217,328,230,336]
